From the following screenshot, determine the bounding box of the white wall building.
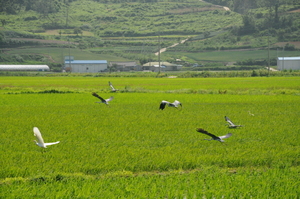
[0,65,49,71]
[64,60,108,73]
[277,57,300,70]
[142,62,182,72]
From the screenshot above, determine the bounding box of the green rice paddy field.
[0,76,300,198]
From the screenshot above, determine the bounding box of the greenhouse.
[0,65,50,71]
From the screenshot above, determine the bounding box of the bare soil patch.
[274,41,300,49]
[289,9,300,13]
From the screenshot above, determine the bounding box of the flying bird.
[33,127,60,148]
[196,128,232,142]
[225,116,243,128]
[109,81,118,92]
[92,92,114,105]
[159,100,182,110]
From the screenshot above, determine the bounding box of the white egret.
[225,116,243,128]
[33,127,60,148]
[109,81,118,92]
[159,100,182,110]
[92,92,114,105]
[196,128,232,142]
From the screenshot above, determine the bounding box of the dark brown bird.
[196,128,232,142]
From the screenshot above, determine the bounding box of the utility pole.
[65,3,69,28]
[267,33,270,76]
[282,46,285,70]
[158,34,161,74]
[156,34,161,77]
[68,38,71,72]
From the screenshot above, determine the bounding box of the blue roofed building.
[64,57,108,73]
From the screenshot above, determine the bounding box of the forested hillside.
[0,0,299,69]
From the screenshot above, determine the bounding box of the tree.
[0,19,7,27]
[73,28,83,36]
[240,14,256,34]
[109,64,118,73]
[0,0,24,14]
[203,31,210,38]
[0,31,5,43]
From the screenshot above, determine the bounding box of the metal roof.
[278,57,300,61]
[0,65,50,71]
[64,60,107,64]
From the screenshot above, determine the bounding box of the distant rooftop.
[64,60,107,64]
[278,57,300,61]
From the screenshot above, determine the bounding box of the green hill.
[0,0,300,70]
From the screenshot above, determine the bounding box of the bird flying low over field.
[33,127,60,148]
[196,128,232,142]
[92,92,114,105]
[109,81,118,92]
[225,116,243,128]
[159,100,182,110]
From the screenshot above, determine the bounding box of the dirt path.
[199,0,231,11]
[155,37,190,56]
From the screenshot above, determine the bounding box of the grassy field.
[5,45,300,66]
[5,47,130,63]
[164,49,300,62]
[0,76,299,198]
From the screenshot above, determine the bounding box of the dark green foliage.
[0,0,300,68]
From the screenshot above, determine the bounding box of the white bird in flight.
[109,81,118,92]
[225,116,243,128]
[196,128,232,142]
[159,100,182,110]
[92,92,114,105]
[33,127,60,148]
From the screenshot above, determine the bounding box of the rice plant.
[0,76,299,198]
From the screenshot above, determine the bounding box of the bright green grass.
[1,76,300,95]
[0,76,299,198]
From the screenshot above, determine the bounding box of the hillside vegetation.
[0,0,300,70]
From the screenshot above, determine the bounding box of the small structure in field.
[277,57,300,70]
[142,62,182,72]
[64,56,107,73]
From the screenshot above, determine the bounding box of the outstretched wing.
[106,96,114,102]
[225,116,235,126]
[196,128,219,140]
[45,141,60,146]
[159,100,168,110]
[173,100,182,108]
[109,81,117,91]
[219,133,232,139]
[92,92,105,102]
[33,127,45,145]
